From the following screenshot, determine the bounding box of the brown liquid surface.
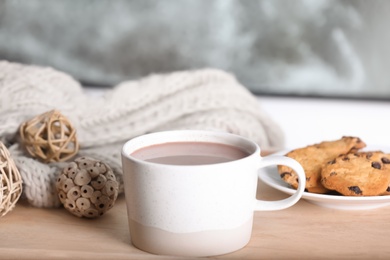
[131,141,250,165]
[129,218,253,257]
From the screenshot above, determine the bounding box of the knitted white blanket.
[0,60,284,208]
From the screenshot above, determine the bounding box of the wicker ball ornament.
[20,109,79,163]
[56,157,119,218]
[0,142,23,217]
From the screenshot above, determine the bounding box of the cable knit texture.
[0,60,284,208]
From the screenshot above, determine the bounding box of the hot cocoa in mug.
[131,141,250,165]
[121,130,305,257]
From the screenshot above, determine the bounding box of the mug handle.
[254,155,306,211]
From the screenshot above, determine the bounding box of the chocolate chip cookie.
[321,152,390,196]
[278,136,366,194]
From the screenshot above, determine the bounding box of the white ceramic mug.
[121,130,305,257]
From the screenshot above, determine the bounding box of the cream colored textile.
[0,60,284,207]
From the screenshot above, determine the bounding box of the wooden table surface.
[2,162,390,259]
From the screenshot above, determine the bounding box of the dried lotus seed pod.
[56,157,119,218]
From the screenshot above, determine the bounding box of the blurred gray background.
[0,0,389,99]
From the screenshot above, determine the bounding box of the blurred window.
[0,0,388,99]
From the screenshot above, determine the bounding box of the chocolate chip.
[328,159,336,165]
[342,157,349,161]
[387,186,390,192]
[372,162,381,169]
[382,157,390,164]
[348,186,362,195]
[281,172,291,179]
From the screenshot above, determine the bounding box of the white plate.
[259,148,390,210]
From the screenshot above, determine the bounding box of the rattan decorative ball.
[56,157,119,218]
[0,142,23,217]
[19,109,79,163]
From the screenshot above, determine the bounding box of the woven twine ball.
[19,109,79,163]
[0,142,23,217]
[56,157,119,218]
